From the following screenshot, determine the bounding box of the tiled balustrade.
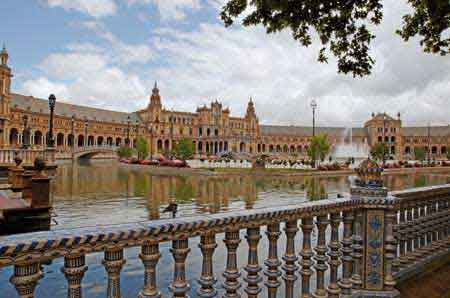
[0,184,449,298]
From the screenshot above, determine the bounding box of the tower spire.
[0,43,8,66]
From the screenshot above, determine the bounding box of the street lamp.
[71,114,75,149]
[310,99,317,168]
[126,115,131,147]
[21,115,30,149]
[47,94,56,147]
[84,117,88,147]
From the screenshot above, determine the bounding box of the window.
[199,127,203,136]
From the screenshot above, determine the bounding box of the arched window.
[88,135,95,146]
[276,145,281,152]
[391,146,395,154]
[157,139,163,150]
[78,135,85,147]
[441,146,447,154]
[405,146,411,154]
[391,136,396,143]
[56,133,64,147]
[116,137,122,147]
[198,141,203,152]
[97,136,104,146]
[34,131,43,146]
[67,134,74,147]
[164,139,170,150]
[432,146,437,154]
[240,142,245,152]
[9,128,19,146]
[107,137,113,146]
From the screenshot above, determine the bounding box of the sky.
[0,0,449,127]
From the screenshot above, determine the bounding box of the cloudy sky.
[1,0,449,127]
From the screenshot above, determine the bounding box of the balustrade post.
[339,211,354,297]
[405,206,415,262]
[102,246,126,298]
[264,223,281,298]
[198,233,217,298]
[351,209,364,290]
[282,220,298,298]
[313,215,328,298]
[244,227,262,298]
[61,254,88,298]
[139,240,161,298]
[350,183,400,298]
[299,217,314,298]
[10,261,42,298]
[223,228,241,298]
[326,212,341,298]
[170,237,190,298]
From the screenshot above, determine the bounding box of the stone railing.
[0,184,449,298]
[390,185,450,282]
[0,149,46,165]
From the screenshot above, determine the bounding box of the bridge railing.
[0,185,449,298]
[69,145,119,154]
[0,148,46,165]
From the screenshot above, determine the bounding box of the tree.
[135,137,149,160]
[307,134,331,163]
[370,142,388,162]
[117,146,133,158]
[220,0,450,77]
[414,146,426,161]
[172,138,195,160]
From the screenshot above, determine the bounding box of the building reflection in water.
[49,161,450,229]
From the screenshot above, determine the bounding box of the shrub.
[117,146,133,158]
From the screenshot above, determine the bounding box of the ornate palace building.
[0,47,449,160]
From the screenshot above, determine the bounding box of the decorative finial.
[355,158,383,188]
[249,96,253,103]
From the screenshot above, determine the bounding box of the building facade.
[0,47,449,160]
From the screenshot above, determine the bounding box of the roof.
[10,93,141,124]
[260,125,368,137]
[403,126,450,137]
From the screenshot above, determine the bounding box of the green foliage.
[117,145,133,158]
[220,0,450,77]
[370,142,389,162]
[414,146,426,161]
[172,138,195,160]
[307,134,330,162]
[135,137,149,160]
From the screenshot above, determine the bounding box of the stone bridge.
[70,145,118,159]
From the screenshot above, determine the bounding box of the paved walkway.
[398,263,450,298]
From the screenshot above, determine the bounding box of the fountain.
[332,127,370,167]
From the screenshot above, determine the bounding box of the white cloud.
[81,21,154,65]
[46,0,117,18]
[126,0,201,20]
[21,77,69,100]
[20,1,450,127]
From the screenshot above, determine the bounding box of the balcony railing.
[0,184,449,298]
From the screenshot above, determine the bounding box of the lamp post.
[21,115,29,149]
[382,113,386,166]
[84,118,88,148]
[427,122,431,165]
[47,94,56,148]
[310,99,317,168]
[126,115,131,147]
[71,114,75,149]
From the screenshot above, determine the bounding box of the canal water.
[50,160,450,230]
[1,160,450,298]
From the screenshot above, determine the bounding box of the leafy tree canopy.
[414,146,426,161]
[172,138,195,160]
[135,137,149,160]
[370,141,388,161]
[307,134,331,162]
[220,0,450,77]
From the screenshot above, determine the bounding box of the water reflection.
[48,160,450,230]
